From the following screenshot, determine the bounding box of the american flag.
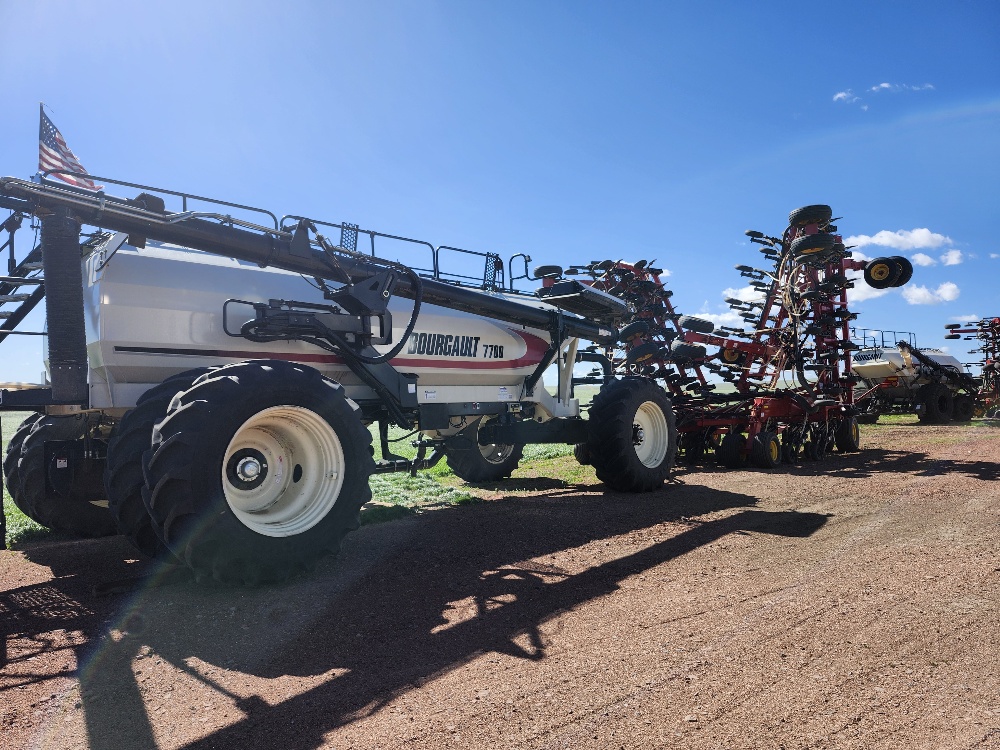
[38,109,100,189]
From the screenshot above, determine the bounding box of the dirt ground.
[2,420,999,750]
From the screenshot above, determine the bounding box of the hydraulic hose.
[312,230,423,366]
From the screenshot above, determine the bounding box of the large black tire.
[791,233,838,260]
[918,383,954,424]
[16,416,117,537]
[669,340,707,362]
[719,347,746,366]
[888,256,913,286]
[142,360,375,585]
[788,204,832,227]
[717,432,748,469]
[3,412,44,518]
[618,320,649,343]
[626,341,663,365]
[952,395,975,422]
[104,368,212,559]
[444,417,524,482]
[750,431,781,468]
[834,416,861,452]
[677,315,715,334]
[586,378,676,492]
[863,257,901,289]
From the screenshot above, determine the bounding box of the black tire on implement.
[3,412,44,518]
[788,204,833,227]
[803,436,827,461]
[669,340,707,362]
[952,394,975,422]
[533,265,563,279]
[618,320,649,343]
[863,257,901,289]
[719,348,746,366]
[918,383,954,424]
[141,360,375,585]
[718,432,748,469]
[104,368,212,559]
[16,416,117,536]
[888,256,914,286]
[626,341,663,365]
[677,315,715,334]
[444,417,524,482]
[586,378,676,492]
[791,233,838,260]
[750,431,781,468]
[834,416,861,452]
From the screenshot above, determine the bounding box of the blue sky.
[0,1,998,382]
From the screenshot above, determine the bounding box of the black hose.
[313,230,423,366]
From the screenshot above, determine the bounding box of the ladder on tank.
[0,212,46,344]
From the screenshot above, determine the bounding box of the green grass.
[868,412,987,428]
[2,411,49,548]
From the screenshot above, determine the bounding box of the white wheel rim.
[477,417,514,464]
[479,441,515,464]
[222,406,345,538]
[633,400,669,468]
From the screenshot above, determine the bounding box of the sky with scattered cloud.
[834,82,936,112]
[0,1,996,380]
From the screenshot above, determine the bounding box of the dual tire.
[864,257,914,289]
[918,383,954,424]
[4,413,116,537]
[104,368,213,558]
[140,360,374,585]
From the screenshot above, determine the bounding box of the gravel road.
[2,420,999,750]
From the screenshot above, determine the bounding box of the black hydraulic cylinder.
[41,207,88,403]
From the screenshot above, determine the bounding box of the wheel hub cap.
[222,406,346,538]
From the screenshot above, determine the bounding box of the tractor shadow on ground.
[4,484,828,750]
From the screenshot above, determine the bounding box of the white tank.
[852,347,963,381]
[84,237,554,409]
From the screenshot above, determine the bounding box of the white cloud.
[696,310,745,328]
[722,285,765,302]
[911,252,936,266]
[902,282,960,305]
[834,83,933,111]
[846,228,951,250]
[939,249,963,266]
[991,253,999,259]
[869,82,935,94]
[936,282,960,301]
[949,314,979,323]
